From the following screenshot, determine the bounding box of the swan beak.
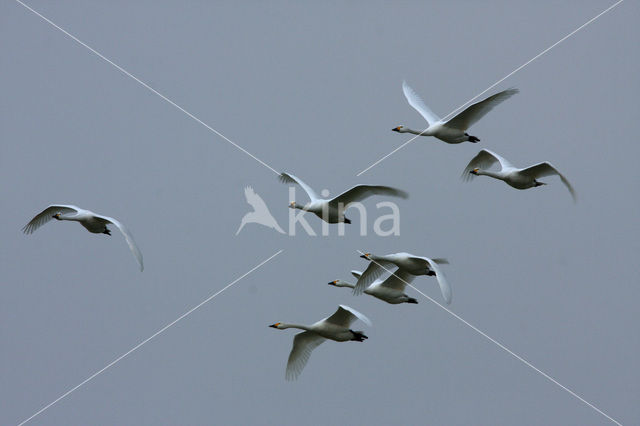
[359,253,370,259]
[392,126,401,132]
[52,213,61,219]
[288,202,295,209]
[269,323,280,328]
[328,280,337,286]
[470,168,479,175]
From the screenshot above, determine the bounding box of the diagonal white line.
[356,250,622,426]
[356,0,624,176]
[17,249,284,426]
[15,0,280,176]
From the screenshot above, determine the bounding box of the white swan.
[462,149,577,202]
[23,204,144,271]
[329,269,418,304]
[269,305,371,380]
[354,253,451,304]
[393,81,518,144]
[236,186,285,235]
[279,172,408,223]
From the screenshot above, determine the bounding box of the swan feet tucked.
[103,228,111,235]
[350,330,368,342]
[407,297,418,304]
[464,133,480,143]
[344,217,351,224]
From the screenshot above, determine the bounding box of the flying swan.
[23,204,144,271]
[354,252,451,304]
[329,269,418,304]
[269,305,371,380]
[393,81,518,144]
[462,149,576,202]
[279,172,408,223]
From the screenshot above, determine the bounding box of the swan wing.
[402,81,440,126]
[22,205,81,234]
[330,185,408,209]
[323,305,372,327]
[380,268,415,291]
[520,162,577,202]
[350,270,363,279]
[431,258,449,265]
[95,214,144,271]
[462,149,512,181]
[279,172,319,201]
[445,88,518,130]
[352,260,392,295]
[424,257,452,305]
[286,331,325,381]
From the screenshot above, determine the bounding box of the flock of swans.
[269,82,576,380]
[21,81,575,380]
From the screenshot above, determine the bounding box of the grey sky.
[1,1,638,424]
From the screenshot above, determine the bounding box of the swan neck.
[478,170,503,179]
[280,323,311,331]
[336,282,355,289]
[406,128,426,136]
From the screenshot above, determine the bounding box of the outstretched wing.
[22,205,80,234]
[95,215,144,271]
[286,331,325,381]
[380,268,415,291]
[323,305,372,327]
[330,185,408,209]
[462,149,513,181]
[402,81,441,126]
[445,88,518,130]
[520,162,577,202]
[353,260,394,295]
[424,257,452,305]
[279,172,319,202]
[350,270,363,280]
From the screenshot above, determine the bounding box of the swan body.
[393,81,518,144]
[329,269,418,304]
[236,186,285,235]
[462,149,577,202]
[270,305,371,380]
[23,204,144,271]
[279,172,408,224]
[355,252,451,304]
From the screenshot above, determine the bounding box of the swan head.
[269,322,283,329]
[392,125,405,133]
[52,213,61,220]
[470,168,479,175]
[328,280,338,286]
[360,253,371,260]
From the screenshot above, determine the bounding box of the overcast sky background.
[1,1,638,425]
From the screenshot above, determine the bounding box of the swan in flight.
[23,204,144,271]
[393,81,518,144]
[279,172,408,224]
[354,253,451,304]
[329,269,418,304]
[269,305,371,380]
[236,186,285,235]
[462,149,576,202]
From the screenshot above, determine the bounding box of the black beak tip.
[268,324,277,328]
[359,255,367,259]
[391,128,399,132]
